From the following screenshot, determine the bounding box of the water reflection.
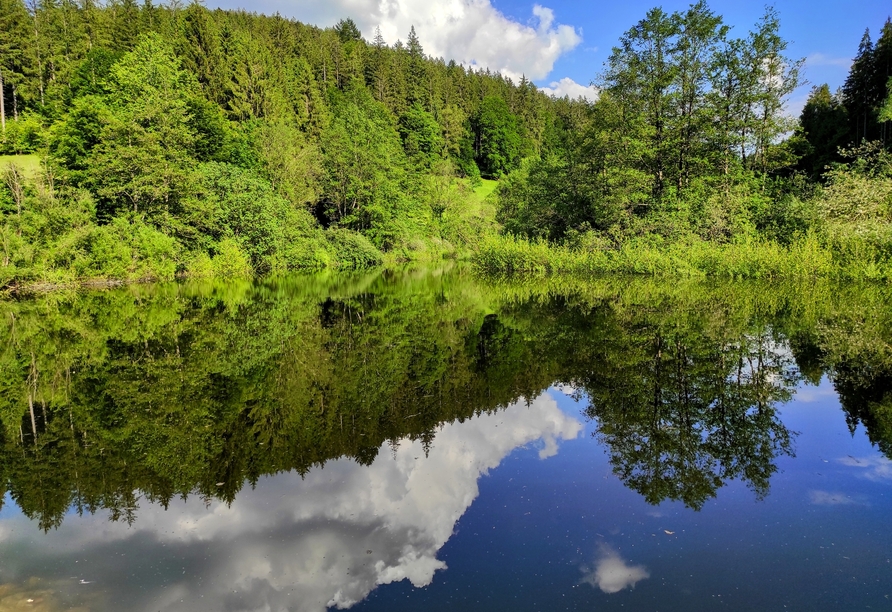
[583,328,797,510]
[581,545,650,594]
[2,273,892,526]
[2,272,892,609]
[1,395,580,612]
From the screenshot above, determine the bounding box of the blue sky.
[209,0,891,112]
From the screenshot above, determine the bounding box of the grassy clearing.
[473,178,499,201]
[0,154,42,180]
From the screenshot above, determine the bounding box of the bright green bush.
[88,217,180,280]
[325,229,384,269]
[210,238,253,277]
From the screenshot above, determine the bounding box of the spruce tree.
[406,26,426,107]
[843,29,876,143]
[872,19,892,144]
[795,84,849,179]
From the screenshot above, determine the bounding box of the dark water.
[1,269,891,611]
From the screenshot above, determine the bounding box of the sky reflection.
[0,394,582,612]
[580,544,650,594]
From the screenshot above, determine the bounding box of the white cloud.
[213,0,582,82]
[806,53,852,69]
[0,394,583,612]
[539,77,598,101]
[581,544,650,594]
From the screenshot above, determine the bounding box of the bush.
[88,217,180,280]
[210,238,252,277]
[0,115,46,155]
[325,229,384,269]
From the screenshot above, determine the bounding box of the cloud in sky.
[581,544,650,594]
[1,394,583,612]
[539,77,599,101]
[228,0,581,82]
[806,53,852,69]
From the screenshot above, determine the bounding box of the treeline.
[795,19,892,178]
[487,3,892,279]
[3,1,892,284]
[0,0,570,286]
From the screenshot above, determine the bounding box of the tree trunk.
[28,392,38,440]
[27,2,45,106]
[0,67,5,134]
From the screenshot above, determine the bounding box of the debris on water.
[664,530,675,535]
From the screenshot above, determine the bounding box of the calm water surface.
[0,269,890,610]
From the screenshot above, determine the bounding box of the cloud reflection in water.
[0,393,582,612]
[581,544,650,594]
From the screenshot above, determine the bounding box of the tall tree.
[85,32,198,217]
[843,29,876,144]
[333,17,361,43]
[872,20,892,144]
[603,7,680,199]
[406,25,426,107]
[794,84,849,179]
[0,0,31,124]
[472,95,520,178]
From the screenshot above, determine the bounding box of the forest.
[0,0,891,286]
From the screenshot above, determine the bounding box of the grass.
[473,231,892,281]
[0,154,42,180]
[473,178,499,201]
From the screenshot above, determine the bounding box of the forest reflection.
[1,269,891,529]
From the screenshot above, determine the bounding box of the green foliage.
[0,115,46,154]
[191,162,328,273]
[320,86,411,236]
[819,142,892,223]
[86,216,181,280]
[334,18,363,43]
[68,48,123,99]
[3,0,892,285]
[250,119,322,207]
[83,34,199,218]
[472,96,521,178]
[325,228,384,268]
[881,77,892,123]
[473,230,892,281]
[794,84,849,179]
[206,237,252,277]
[398,103,444,169]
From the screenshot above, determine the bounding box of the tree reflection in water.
[1,271,891,528]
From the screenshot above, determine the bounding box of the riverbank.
[472,230,892,281]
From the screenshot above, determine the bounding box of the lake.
[0,268,891,611]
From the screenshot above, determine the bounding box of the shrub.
[325,229,384,269]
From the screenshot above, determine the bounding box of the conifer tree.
[843,29,876,143]
[795,84,849,178]
[406,26,426,108]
